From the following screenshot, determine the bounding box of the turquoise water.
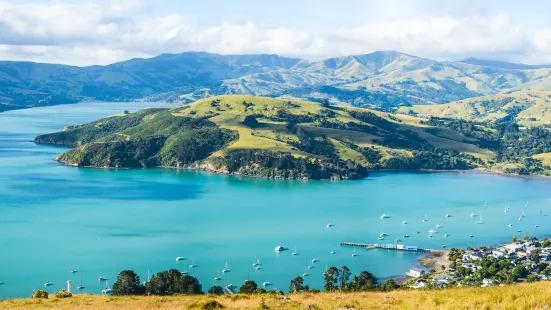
[1,102,551,298]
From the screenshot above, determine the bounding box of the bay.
[1,102,551,298]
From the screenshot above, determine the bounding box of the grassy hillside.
[34,95,492,179]
[398,90,551,127]
[2,282,551,309]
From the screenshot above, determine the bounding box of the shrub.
[112,270,145,295]
[54,289,72,298]
[32,290,48,299]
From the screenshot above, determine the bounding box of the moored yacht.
[381,213,390,219]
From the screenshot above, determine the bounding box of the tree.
[339,266,351,289]
[145,269,202,295]
[243,115,259,128]
[113,270,145,295]
[380,279,399,291]
[289,276,309,293]
[324,267,340,291]
[511,265,529,281]
[239,280,258,294]
[526,273,540,283]
[350,271,378,291]
[208,285,224,295]
[320,99,330,108]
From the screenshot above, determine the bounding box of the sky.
[2,0,551,66]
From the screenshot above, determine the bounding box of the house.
[504,243,523,253]
[492,249,506,258]
[538,274,548,281]
[410,281,426,289]
[470,253,482,260]
[526,247,538,255]
[481,278,495,287]
[406,268,425,278]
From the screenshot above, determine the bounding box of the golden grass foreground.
[1,282,550,309]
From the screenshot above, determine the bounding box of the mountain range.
[3,51,551,112]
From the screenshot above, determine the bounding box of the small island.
[35,95,551,179]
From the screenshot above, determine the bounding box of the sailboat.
[423,214,428,222]
[522,210,526,217]
[214,271,221,281]
[255,259,262,270]
[102,281,112,294]
[379,231,388,237]
[253,256,260,267]
[44,281,52,286]
[77,276,85,290]
[181,266,189,275]
[476,215,483,224]
[352,247,357,257]
[292,247,298,256]
[222,261,230,273]
[323,266,328,276]
[504,206,508,213]
[330,250,336,254]
[188,257,197,268]
[470,212,476,218]
[303,268,309,277]
[381,213,390,219]
[143,270,151,285]
[176,256,185,262]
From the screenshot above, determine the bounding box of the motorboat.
[274,245,285,252]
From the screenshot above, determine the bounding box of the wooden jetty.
[340,242,432,252]
[224,284,234,295]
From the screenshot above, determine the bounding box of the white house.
[504,243,523,253]
[406,268,425,278]
[492,249,506,258]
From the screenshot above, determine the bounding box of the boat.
[509,224,513,227]
[535,224,540,228]
[522,210,526,217]
[44,281,52,286]
[253,257,260,267]
[102,281,112,294]
[274,245,285,252]
[444,234,450,237]
[143,270,151,285]
[518,216,522,221]
[326,223,333,228]
[435,224,442,229]
[0,281,3,285]
[416,231,421,234]
[470,213,476,218]
[222,261,230,273]
[71,270,77,273]
[403,234,410,238]
[214,271,221,281]
[311,258,318,263]
[181,266,189,275]
[445,214,450,218]
[303,268,309,277]
[485,201,488,206]
[470,235,474,238]
[307,264,313,269]
[352,247,357,257]
[381,213,390,219]
[379,231,388,237]
[330,250,336,254]
[377,237,383,240]
[395,238,402,243]
[442,245,447,248]
[189,257,197,268]
[176,256,185,262]
[476,215,483,224]
[263,281,271,286]
[428,229,436,234]
[98,277,107,281]
[517,229,522,232]
[428,235,433,238]
[292,247,298,256]
[423,214,428,222]
[402,221,407,225]
[504,207,508,213]
[77,277,84,290]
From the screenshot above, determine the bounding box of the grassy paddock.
[2,282,550,309]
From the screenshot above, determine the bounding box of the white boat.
[253,256,260,267]
[428,235,433,238]
[44,281,52,286]
[98,277,107,281]
[263,281,271,286]
[442,245,447,248]
[274,245,285,252]
[303,268,309,277]
[189,257,197,268]
[444,234,450,237]
[311,258,318,263]
[377,237,384,240]
[445,214,450,218]
[326,223,333,228]
[307,265,313,269]
[423,214,428,222]
[535,225,540,228]
[71,270,77,273]
[255,265,262,271]
[102,281,112,294]
[222,261,230,273]
[143,270,151,285]
[381,213,390,219]
[504,207,508,213]
[518,216,522,222]
[352,247,357,257]
[509,224,513,227]
[435,224,442,229]
[428,229,436,234]
[403,234,410,238]
[330,250,336,254]
[476,215,483,224]
[379,231,388,237]
[77,276,85,290]
[292,247,298,256]
[214,271,221,281]
[402,221,407,225]
[470,235,474,238]
[470,212,476,218]
[517,229,522,232]
[176,256,185,262]
[181,266,189,275]
[522,210,526,217]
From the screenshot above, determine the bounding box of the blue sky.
[1,0,551,65]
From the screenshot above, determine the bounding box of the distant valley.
[4,51,551,112]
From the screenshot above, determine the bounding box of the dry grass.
[2,282,551,309]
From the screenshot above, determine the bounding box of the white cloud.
[0,1,549,65]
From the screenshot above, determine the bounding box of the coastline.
[417,250,450,273]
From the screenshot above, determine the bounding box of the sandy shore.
[418,250,450,272]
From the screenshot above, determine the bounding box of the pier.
[224,284,234,295]
[340,242,432,252]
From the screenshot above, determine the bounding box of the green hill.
[397,90,551,127]
[34,95,495,180]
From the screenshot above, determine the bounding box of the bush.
[201,300,225,310]
[54,289,72,298]
[113,270,145,295]
[145,269,202,295]
[208,285,224,295]
[239,280,258,294]
[243,115,259,128]
[32,290,48,299]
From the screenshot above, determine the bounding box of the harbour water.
[1,102,551,298]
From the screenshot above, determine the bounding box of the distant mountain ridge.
[2,51,551,112]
